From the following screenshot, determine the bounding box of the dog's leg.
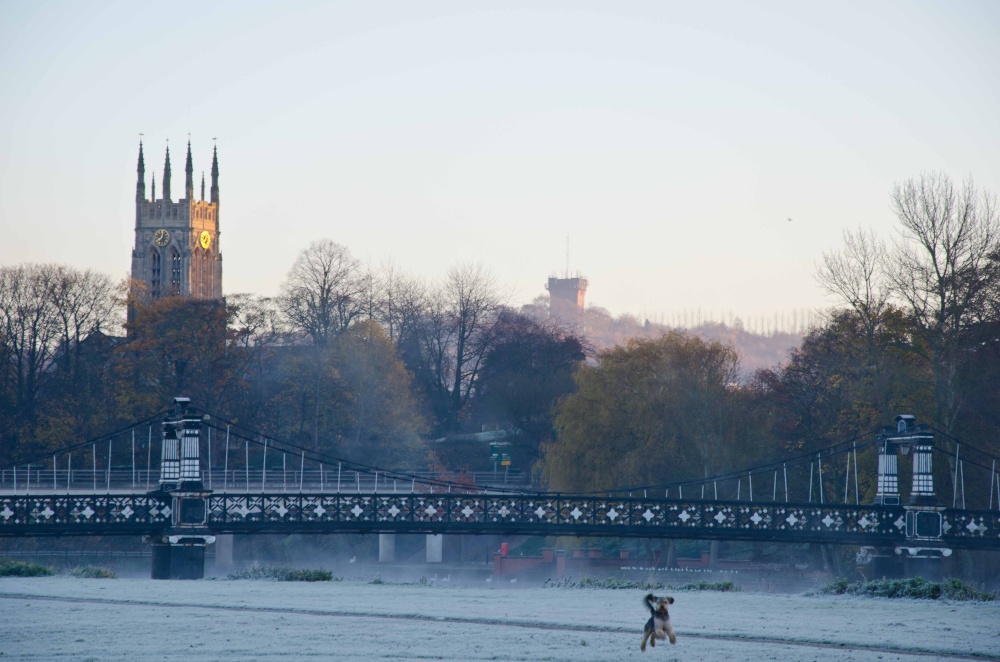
[640,631,649,652]
[666,622,676,644]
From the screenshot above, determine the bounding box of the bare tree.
[407,264,507,433]
[818,228,890,326]
[47,267,118,379]
[372,261,427,345]
[226,293,287,422]
[278,240,364,447]
[442,263,506,428]
[817,228,895,419]
[888,173,1000,432]
[0,264,61,429]
[279,240,363,346]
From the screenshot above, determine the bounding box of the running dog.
[640,593,676,651]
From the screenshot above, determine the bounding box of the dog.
[640,593,676,651]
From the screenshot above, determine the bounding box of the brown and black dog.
[640,593,676,651]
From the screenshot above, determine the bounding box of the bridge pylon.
[148,397,214,579]
[869,415,951,580]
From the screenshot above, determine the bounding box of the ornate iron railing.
[3,492,999,549]
[205,494,1000,549]
[0,494,172,536]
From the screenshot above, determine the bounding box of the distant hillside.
[524,300,804,375]
[685,322,802,373]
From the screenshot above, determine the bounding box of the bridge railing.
[0,467,528,494]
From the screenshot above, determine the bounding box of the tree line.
[0,244,583,473]
[547,173,1000,509]
[2,173,998,509]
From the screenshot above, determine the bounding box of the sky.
[1,1,998,320]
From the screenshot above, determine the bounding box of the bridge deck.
[2,492,998,549]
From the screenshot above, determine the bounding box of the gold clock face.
[153,229,170,247]
[199,230,212,250]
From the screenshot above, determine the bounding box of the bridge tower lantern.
[159,397,203,491]
[150,397,214,580]
[870,414,949,581]
[874,415,937,506]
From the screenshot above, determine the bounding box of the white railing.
[0,467,527,495]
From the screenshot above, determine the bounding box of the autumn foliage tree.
[332,320,425,467]
[119,296,239,415]
[543,332,764,492]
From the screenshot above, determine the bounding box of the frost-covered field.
[2,577,999,661]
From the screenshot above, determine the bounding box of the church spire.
[136,140,146,203]
[200,172,205,201]
[162,145,172,202]
[151,171,156,202]
[210,143,219,204]
[185,139,194,200]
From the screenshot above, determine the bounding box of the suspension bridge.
[2,398,999,578]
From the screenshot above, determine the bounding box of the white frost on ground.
[2,577,998,661]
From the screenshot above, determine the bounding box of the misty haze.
[2,2,999,661]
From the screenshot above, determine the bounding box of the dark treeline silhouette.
[3,174,999,512]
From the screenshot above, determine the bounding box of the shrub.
[0,558,54,577]
[820,577,995,601]
[544,577,665,590]
[66,566,116,579]
[228,563,336,582]
[675,580,739,592]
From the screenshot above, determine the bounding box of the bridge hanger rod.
[211,431,498,495]
[925,425,1000,463]
[593,435,879,497]
[200,417,520,495]
[0,410,168,471]
[689,434,876,486]
[932,444,999,474]
[588,444,876,497]
[197,404,879,498]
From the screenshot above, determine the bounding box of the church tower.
[130,140,223,303]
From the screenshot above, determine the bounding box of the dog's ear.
[667,596,675,604]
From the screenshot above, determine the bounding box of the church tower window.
[150,249,161,299]
[170,248,181,295]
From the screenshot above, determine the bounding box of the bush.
[675,580,739,592]
[0,558,54,577]
[820,577,995,601]
[228,563,336,582]
[543,577,665,590]
[541,577,739,591]
[65,566,116,579]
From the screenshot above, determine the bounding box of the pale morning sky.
[1,1,998,321]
